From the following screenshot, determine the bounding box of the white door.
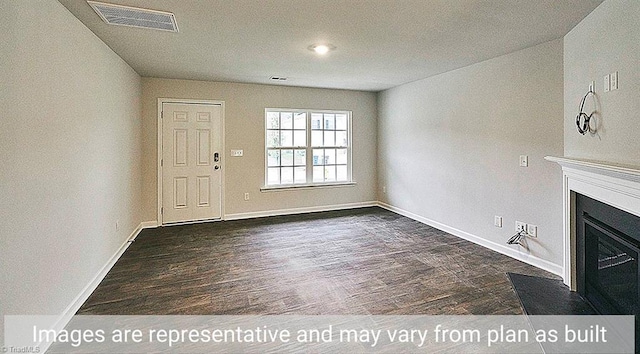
[161,102,222,224]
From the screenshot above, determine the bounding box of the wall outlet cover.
[519,155,528,167]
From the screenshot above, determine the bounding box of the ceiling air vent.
[87,1,178,32]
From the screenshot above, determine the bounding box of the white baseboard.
[140,220,159,229]
[224,201,378,221]
[41,221,154,351]
[377,202,563,277]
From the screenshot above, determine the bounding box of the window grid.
[266,111,308,185]
[265,109,351,187]
[311,112,349,183]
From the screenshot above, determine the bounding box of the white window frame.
[262,108,354,190]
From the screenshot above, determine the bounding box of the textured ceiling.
[58,0,602,91]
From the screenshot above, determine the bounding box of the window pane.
[294,130,306,147]
[324,114,335,130]
[311,131,323,146]
[267,149,280,167]
[266,130,280,147]
[337,165,348,181]
[294,167,306,183]
[280,130,293,147]
[324,148,336,165]
[267,112,279,129]
[325,165,336,182]
[313,149,324,165]
[336,148,348,164]
[281,112,293,129]
[266,109,350,187]
[294,149,306,166]
[336,131,348,147]
[324,131,335,146]
[267,168,280,184]
[313,166,324,182]
[335,114,347,130]
[281,167,294,184]
[311,114,322,130]
[281,149,293,166]
[294,112,306,129]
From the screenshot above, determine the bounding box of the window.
[265,109,351,187]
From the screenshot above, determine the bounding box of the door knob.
[214,165,220,170]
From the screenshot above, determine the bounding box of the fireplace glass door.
[584,214,640,315]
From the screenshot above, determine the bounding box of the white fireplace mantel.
[545,156,640,289]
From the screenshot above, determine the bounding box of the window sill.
[261,181,356,192]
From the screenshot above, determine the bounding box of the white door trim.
[157,98,226,225]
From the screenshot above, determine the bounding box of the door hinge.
[161,159,163,167]
[161,207,164,215]
[161,111,164,119]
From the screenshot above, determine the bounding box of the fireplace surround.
[547,156,640,347]
[545,156,640,348]
[546,156,640,291]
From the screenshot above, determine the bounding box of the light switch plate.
[610,71,618,90]
[494,216,503,228]
[231,149,243,157]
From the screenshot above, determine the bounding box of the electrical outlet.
[516,221,527,233]
[494,216,503,228]
[519,155,528,167]
[231,150,243,157]
[382,186,386,194]
[244,192,249,201]
[527,224,538,238]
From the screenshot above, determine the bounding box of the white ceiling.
[58,0,602,92]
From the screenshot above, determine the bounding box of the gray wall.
[377,39,565,267]
[564,0,640,165]
[0,0,142,329]
[141,78,377,221]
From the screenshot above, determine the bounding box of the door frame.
[157,98,226,225]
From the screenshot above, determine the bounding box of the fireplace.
[546,156,640,350]
[575,193,640,316]
[545,156,640,287]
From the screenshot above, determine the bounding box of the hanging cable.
[576,90,595,135]
[507,229,527,245]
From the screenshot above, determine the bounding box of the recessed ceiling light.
[308,44,336,55]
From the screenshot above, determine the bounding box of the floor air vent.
[87,1,178,32]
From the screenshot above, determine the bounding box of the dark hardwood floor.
[77,207,555,316]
